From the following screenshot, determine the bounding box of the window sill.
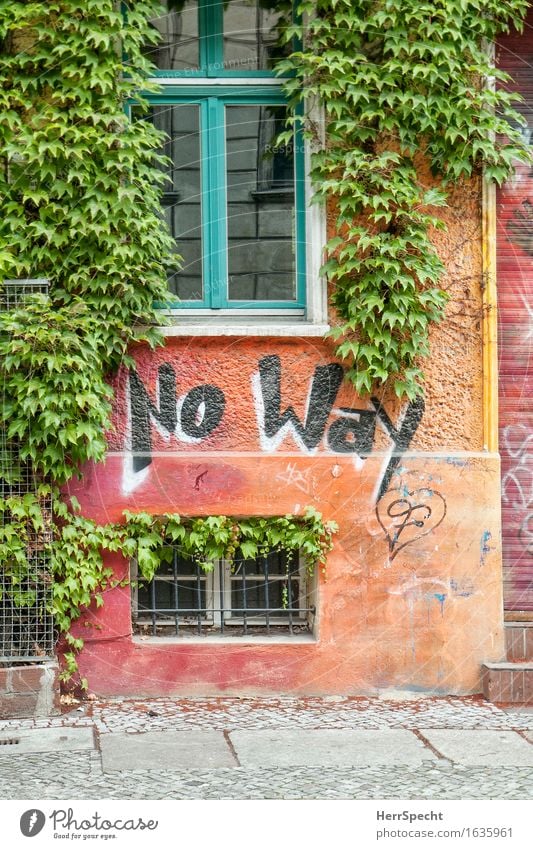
[158,323,330,338]
[133,634,316,646]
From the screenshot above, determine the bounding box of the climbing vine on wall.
[278,0,531,398]
[1,489,336,686]
[0,0,180,678]
[0,0,177,483]
[0,1,531,680]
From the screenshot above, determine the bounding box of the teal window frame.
[140,0,306,313]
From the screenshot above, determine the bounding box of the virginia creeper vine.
[0,1,531,680]
[279,0,531,397]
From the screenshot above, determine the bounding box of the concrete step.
[482,662,533,704]
[505,622,533,661]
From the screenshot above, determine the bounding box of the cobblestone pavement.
[0,696,531,800]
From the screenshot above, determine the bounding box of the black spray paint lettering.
[371,396,425,500]
[256,355,376,456]
[376,488,447,560]
[129,368,225,473]
[327,408,377,455]
[129,366,176,473]
[127,357,424,501]
[258,354,344,450]
[179,385,226,439]
[256,356,423,496]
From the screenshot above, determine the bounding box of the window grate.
[133,549,314,636]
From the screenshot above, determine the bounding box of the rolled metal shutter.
[497,14,533,613]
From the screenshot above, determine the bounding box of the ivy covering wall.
[279,0,531,397]
[0,1,530,680]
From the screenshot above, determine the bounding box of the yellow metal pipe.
[482,178,499,452]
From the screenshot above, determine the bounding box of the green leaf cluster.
[123,506,338,579]
[0,0,177,367]
[279,0,531,397]
[0,297,113,482]
[0,491,336,684]
[0,1,177,680]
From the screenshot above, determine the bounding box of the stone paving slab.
[420,729,533,766]
[230,729,435,767]
[100,730,236,772]
[0,697,532,800]
[0,726,94,754]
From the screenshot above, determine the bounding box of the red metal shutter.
[497,15,533,613]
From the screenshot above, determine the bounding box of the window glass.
[230,550,301,615]
[222,0,291,71]
[151,103,204,301]
[145,0,199,71]
[138,579,207,615]
[225,104,296,302]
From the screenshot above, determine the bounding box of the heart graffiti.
[376,488,447,560]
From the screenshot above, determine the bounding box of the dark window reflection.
[222,1,292,71]
[144,0,199,71]
[226,104,296,302]
[148,103,203,301]
[230,550,301,615]
[143,1,292,73]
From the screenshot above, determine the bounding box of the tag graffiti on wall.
[376,487,447,559]
[126,354,424,501]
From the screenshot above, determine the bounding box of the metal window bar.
[196,562,202,635]
[1,279,54,663]
[219,560,225,634]
[173,549,180,635]
[133,549,314,636]
[240,558,248,635]
[286,559,294,634]
[150,575,157,636]
[263,555,270,632]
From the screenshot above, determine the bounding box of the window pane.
[225,104,296,302]
[145,0,199,71]
[230,551,301,616]
[235,550,297,576]
[151,103,203,301]
[223,0,291,71]
[138,581,207,616]
[231,579,300,613]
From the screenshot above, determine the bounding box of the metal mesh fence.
[1,278,55,662]
[0,278,49,310]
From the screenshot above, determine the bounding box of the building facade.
[64,0,531,698]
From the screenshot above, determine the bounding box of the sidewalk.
[0,695,531,800]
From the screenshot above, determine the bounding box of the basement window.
[131,548,315,637]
